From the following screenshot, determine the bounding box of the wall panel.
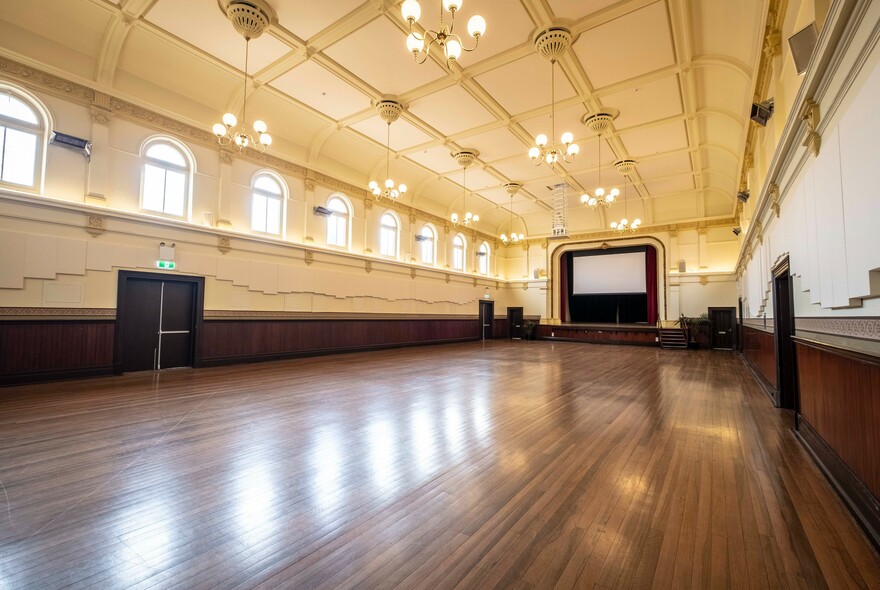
[742,325,777,390]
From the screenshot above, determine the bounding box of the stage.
[535,322,659,346]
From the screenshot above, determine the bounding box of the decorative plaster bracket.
[217,236,231,254]
[85,215,105,237]
[304,250,314,265]
[769,183,780,218]
[801,99,821,156]
[699,275,709,286]
[411,268,417,279]
[365,260,372,274]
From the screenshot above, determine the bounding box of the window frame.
[419,224,437,266]
[326,194,352,249]
[452,233,466,272]
[0,84,51,193]
[138,136,195,221]
[478,241,490,276]
[379,211,400,259]
[250,171,287,237]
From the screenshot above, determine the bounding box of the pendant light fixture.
[402,0,486,68]
[500,182,525,245]
[610,159,641,232]
[580,113,620,209]
[212,0,273,152]
[368,100,407,201]
[450,149,479,226]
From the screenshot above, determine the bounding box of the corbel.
[801,99,821,156]
[85,215,105,237]
[217,236,230,254]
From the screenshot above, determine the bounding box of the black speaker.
[732,227,742,236]
[737,190,750,203]
[750,100,774,126]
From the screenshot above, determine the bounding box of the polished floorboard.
[1,341,878,589]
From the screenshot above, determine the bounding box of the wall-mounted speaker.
[789,23,818,76]
[737,190,750,203]
[733,227,742,236]
[677,259,686,273]
[313,205,332,216]
[750,100,774,126]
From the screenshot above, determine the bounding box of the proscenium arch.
[547,236,668,324]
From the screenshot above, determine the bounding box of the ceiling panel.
[618,119,689,158]
[575,1,676,89]
[519,103,592,152]
[349,116,435,151]
[460,127,527,163]
[270,60,372,121]
[690,0,764,67]
[146,0,292,73]
[694,66,750,116]
[635,151,694,180]
[699,115,745,154]
[548,0,621,20]
[271,0,365,41]
[601,75,683,130]
[323,16,445,96]
[474,53,576,115]
[645,175,695,196]
[405,145,461,174]
[407,84,496,136]
[446,167,501,193]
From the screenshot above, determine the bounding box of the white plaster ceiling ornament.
[450,149,479,226]
[402,0,486,68]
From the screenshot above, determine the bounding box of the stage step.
[659,328,688,349]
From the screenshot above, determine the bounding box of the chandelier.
[580,113,619,209]
[368,100,407,201]
[499,182,525,245]
[212,0,272,152]
[527,28,578,167]
[402,0,486,67]
[610,160,641,233]
[450,150,479,226]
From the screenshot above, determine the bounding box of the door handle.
[718,331,726,334]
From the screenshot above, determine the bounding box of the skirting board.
[797,416,880,554]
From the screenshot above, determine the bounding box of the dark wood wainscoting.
[0,320,115,385]
[741,325,777,399]
[200,318,480,365]
[537,324,658,346]
[493,317,508,339]
[794,337,880,550]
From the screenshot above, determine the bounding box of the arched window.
[452,234,466,272]
[251,172,285,235]
[0,87,48,190]
[478,241,490,275]
[379,212,399,258]
[326,195,350,248]
[141,138,192,219]
[419,224,436,265]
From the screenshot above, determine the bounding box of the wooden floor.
[1,341,878,589]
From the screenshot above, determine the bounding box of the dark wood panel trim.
[797,417,880,554]
[741,352,779,403]
[198,337,478,367]
[539,336,657,347]
[1,366,115,387]
[793,336,880,366]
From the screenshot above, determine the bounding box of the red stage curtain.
[646,245,658,324]
[560,252,570,322]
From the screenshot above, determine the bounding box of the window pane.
[0,94,38,125]
[142,164,166,212]
[255,175,282,195]
[328,198,347,213]
[328,216,346,246]
[164,169,186,217]
[380,226,395,257]
[266,196,281,234]
[1,127,37,186]
[252,193,268,232]
[421,238,433,264]
[146,143,186,167]
[453,247,463,271]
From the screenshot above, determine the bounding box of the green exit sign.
[156,260,176,269]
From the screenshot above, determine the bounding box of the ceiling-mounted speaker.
[788,23,818,76]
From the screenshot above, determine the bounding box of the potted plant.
[523,320,537,340]
[683,313,710,348]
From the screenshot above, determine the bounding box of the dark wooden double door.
[116,271,204,373]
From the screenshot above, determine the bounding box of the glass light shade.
[588,198,597,207]
[621,218,628,226]
[443,0,461,12]
[528,147,540,160]
[473,214,479,222]
[369,180,378,190]
[391,189,399,198]
[518,233,524,240]
[399,184,407,193]
[465,211,472,220]
[446,39,462,60]
[222,113,237,127]
[561,131,573,145]
[595,187,605,197]
[372,187,381,195]
[401,0,421,22]
[545,152,557,164]
[212,123,226,136]
[451,213,458,222]
[500,233,507,242]
[610,188,620,197]
[259,133,272,146]
[567,143,579,156]
[385,178,394,189]
[606,194,615,203]
[234,134,247,147]
[467,15,486,37]
[634,218,641,225]
[406,33,424,52]
[535,134,548,147]
[579,194,588,204]
[253,120,267,134]
[611,221,618,229]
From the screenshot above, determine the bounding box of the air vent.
[534,27,572,62]
[224,0,271,39]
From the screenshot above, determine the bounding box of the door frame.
[114,270,205,374]
[479,300,494,341]
[708,306,737,350]
[507,306,524,339]
[771,257,798,412]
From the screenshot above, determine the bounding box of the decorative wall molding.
[86,215,105,237]
[203,310,482,320]
[797,317,880,342]
[0,307,115,319]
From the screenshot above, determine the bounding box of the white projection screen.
[572,252,646,294]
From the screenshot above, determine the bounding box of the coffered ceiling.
[0,0,769,237]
